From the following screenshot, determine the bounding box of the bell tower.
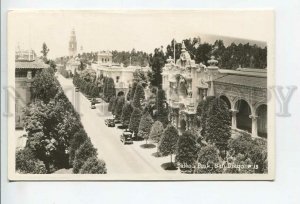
[69,28,77,57]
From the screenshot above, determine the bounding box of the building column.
[250,114,258,137]
[230,109,238,129]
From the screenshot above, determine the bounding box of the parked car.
[90,104,96,109]
[114,119,121,124]
[75,87,79,92]
[120,131,133,144]
[105,119,115,127]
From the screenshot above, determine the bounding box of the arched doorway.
[235,99,252,133]
[220,95,231,110]
[256,104,267,138]
[117,91,124,97]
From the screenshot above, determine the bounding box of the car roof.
[123,132,132,135]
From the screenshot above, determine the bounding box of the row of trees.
[16,56,106,174]
[112,49,149,67]
[165,38,267,69]
[73,72,100,98]
[107,87,267,173]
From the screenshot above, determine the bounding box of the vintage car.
[120,131,133,144]
[105,119,115,127]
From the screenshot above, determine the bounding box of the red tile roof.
[15,60,49,69]
[214,74,267,89]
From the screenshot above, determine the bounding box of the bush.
[73,139,97,173]
[196,145,222,174]
[16,148,47,174]
[80,156,107,174]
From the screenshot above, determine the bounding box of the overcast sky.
[8,10,273,59]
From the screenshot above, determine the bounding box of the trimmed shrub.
[133,83,145,109]
[149,121,164,144]
[196,145,222,174]
[158,124,179,163]
[121,102,133,127]
[114,96,125,119]
[138,112,154,144]
[176,130,199,169]
[80,156,107,174]
[73,139,97,173]
[16,147,47,174]
[129,108,142,137]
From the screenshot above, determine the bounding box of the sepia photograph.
[7,10,275,180]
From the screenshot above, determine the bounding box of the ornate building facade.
[15,50,49,129]
[91,50,151,97]
[162,42,267,138]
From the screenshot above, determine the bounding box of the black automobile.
[114,119,121,124]
[105,119,115,127]
[90,99,96,109]
[120,131,133,144]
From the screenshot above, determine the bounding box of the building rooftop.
[16,59,49,69]
[214,74,267,89]
[219,68,267,77]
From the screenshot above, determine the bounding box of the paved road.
[57,75,175,175]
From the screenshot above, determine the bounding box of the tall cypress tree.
[205,98,231,152]
[138,112,154,144]
[129,108,142,137]
[156,89,169,127]
[158,124,179,164]
[133,82,145,109]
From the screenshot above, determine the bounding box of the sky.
[8,10,273,59]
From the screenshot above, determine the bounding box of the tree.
[149,121,164,154]
[133,82,145,109]
[198,96,215,138]
[176,131,199,171]
[138,112,154,144]
[69,129,88,165]
[114,95,125,119]
[73,139,97,173]
[149,121,164,143]
[155,89,169,126]
[41,42,50,62]
[121,102,133,127]
[16,147,47,174]
[205,98,231,153]
[80,156,107,174]
[158,124,179,164]
[32,68,59,103]
[196,145,222,174]
[228,135,268,173]
[130,82,138,100]
[149,48,165,88]
[108,96,116,113]
[129,108,142,137]
[103,77,116,101]
[90,85,99,98]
